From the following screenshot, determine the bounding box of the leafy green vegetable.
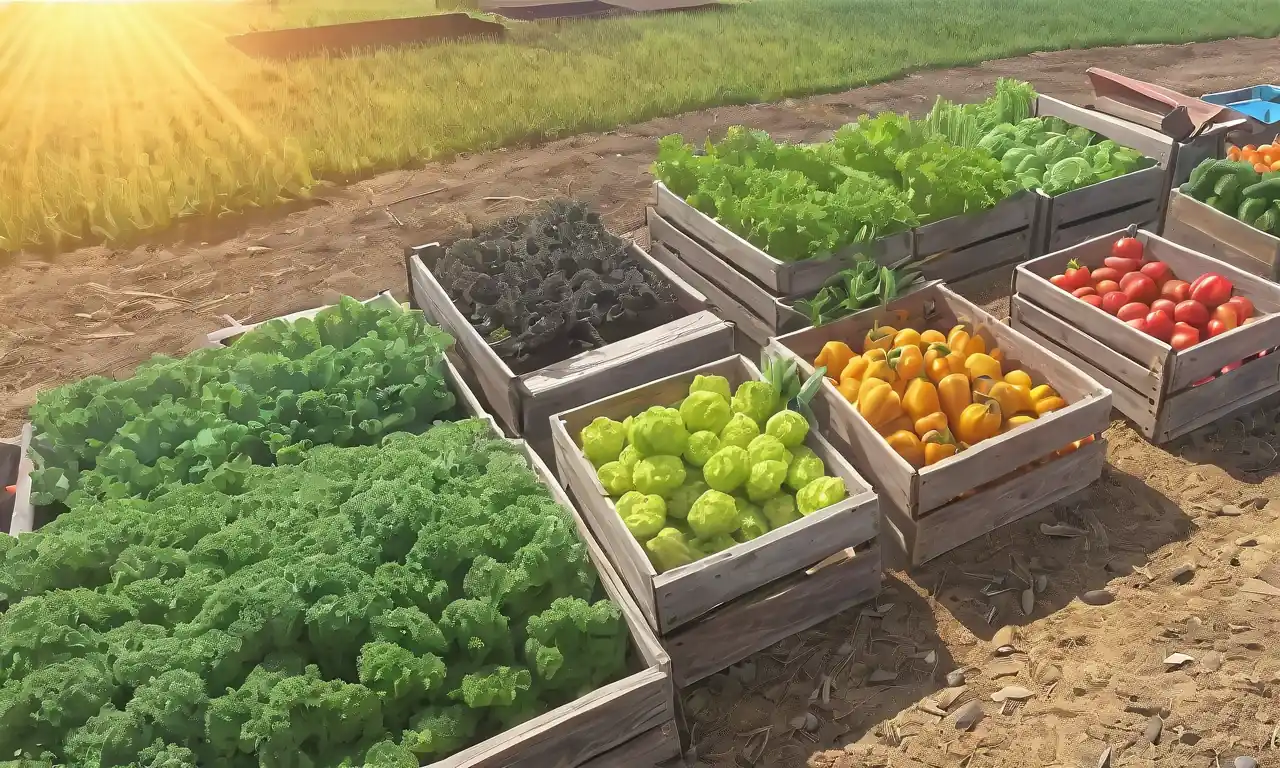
[0,420,629,765]
[27,297,457,509]
[793,259,923,327]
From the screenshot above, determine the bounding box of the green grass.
[2,0,1279,253]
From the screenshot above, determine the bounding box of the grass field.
[2,0,1279,254]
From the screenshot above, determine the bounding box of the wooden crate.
[768,283,1111,566]
[912,191,1037,288]
[1163,190,1280,281]
[1032,95,1169,255]
[652,181,913,296]
[550,355,882,687]
[1013,229,1280,444]
[405,240,734,454]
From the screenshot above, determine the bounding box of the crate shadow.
[905,462,1194,644]
[681,574,957,763]
[1163,401,1280,485]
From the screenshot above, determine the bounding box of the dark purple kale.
[433,200,679,371]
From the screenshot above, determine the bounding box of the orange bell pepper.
[887,345,923,381]
[937,373,972,427]
[885,429,925,468]
[902,377,940,422]
[914,411,948,438]
[864,324,898,353]
[815,341,855,380]
[921,429,958,466]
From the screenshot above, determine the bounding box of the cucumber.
[1254,206,1280,235]
[1242,177,1280,203]
[1238,197,1268,226]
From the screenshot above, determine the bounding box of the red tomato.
[1212,304,1239,330]
[1126,318,1148,333]
[1173,300,1209,326]
[1208,319,1232,338]
[1080,294,1104,309]
[1105,256,1143,274]
[1094,279,1120,295]
[1221,361,1243,374]
[1050,274,1071,290]
[1144,310,1174,342]
[1160,279,1191,302]
[1139,261,1172,286]
[1064,259,1091,290]
[1170,322,1200,350]
[1091,267,1124,283]
[1117,302,1149,322]
[1120,272,1158,304]
[1101,291,1129,315]
[1225,295,1254,321]
[1151,299,1177,317]
[1111,235,1144,263]
[1073,286,1097,298]
[1190,273,1233,307]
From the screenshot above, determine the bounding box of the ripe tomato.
[1119,272,1158,304]
[1117,302,1149,322]
[1050,274,1071,290]
[1101,291,1129,316]
[1111,235,1144,265]
[1091,266,1123,283]
[1173,300,1209,327]
[1225,295,1254,322]
[1125,318,1147,333]
[1080,294,1104,309]
[1139,261,1172,286]
[1144,310,1174,342]
[1190,273,1233,307]
[1151,299,1177,317]
[1212,303,1239,330]
[1073,286,1097,298]
[1094,279,1120,295]
[1064,259,1091,290]
[1170,322,1200,351]
[1160,279,1191,302]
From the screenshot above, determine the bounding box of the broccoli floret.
[524,597,628,697]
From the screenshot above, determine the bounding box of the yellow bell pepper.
[815,341,855,380]
[885,429,925,468]
[956,400,1002,445]
[1002,414,1037,433]
[970,375,997,397]
[878,414,914,437]
[966,333,987,357]
[914,411,948,438]
[837,377,861,404]
[944,347,969,377]
[858,378,904,431]
[921,429,959,465]
[892,328,923,351]
[887,345,923,381]
[839,355,868,382]
[982,382,1034,418]
[1004,370,1033,389]
[1035,396,1067,415]
[1030,384,1059,404]
[863,347,888,363]
[920,329,946,347]
[937,373,972,428]
[964,353,1002,382]
[902,378,941,422]
[864,324,898,353]
[947,324,971,355]
[863,358,896,386]
[990,347,1004,365]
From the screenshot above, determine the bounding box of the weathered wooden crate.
[550,355,882,687]
[3,312,682,768]
[1163,190,1280,281]
[1013,229,1280,444]
[405,240,734,455]
[1032,95,1169,255]
[911,191,1037,291]
[652,181,913,297]
[768,283,1111,566]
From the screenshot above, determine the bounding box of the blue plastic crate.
[1202,85,1280,125]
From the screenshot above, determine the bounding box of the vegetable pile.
[432,200,680,374]
[1180,157,1280,237]
[1046,231,1264,356]
[0,420,630,767]
[794,261,923,327]
[29,297,458,510]
[816,322,1088,469]
[576,364,847,574]
[652,79,1155,263]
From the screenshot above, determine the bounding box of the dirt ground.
[4,35,1280,768]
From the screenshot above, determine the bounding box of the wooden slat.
[1017,232,1174,378]
[908,437,1107,564]
[1163,191,1280,280]
[1011,295,1162,399]
[627,241,710,316]
[1047,164,1163,226]
[664,543,882,687]
[577,723,682,768]
[648,240,774,347]
[1157,353,1280,442]
[5,423,34,537]
[407,246,523,433]
[1010,314,1160,439]
[1035,95,1175,167]
[913,192,1035,257]
[648,208,780,325]
[918,229,1031,285]
[1046,198,1161,253]
[520,312,733,444]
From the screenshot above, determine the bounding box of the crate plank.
[908,437,1107,564]
[664,545,881,687]
[4,423,33,537]
[1036,95,1175,168]
[1046,198,1160,254]
[648,207,778,323]
[1157,353,1280,442]
[577,723,682,768]
[913,192,1036,258]
[1163,190,1280,280]
[918,229,1032,285]
[648,239,774,348]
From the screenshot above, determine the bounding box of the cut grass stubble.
[2,0,1279,253]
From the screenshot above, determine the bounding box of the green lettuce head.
[618,445,643,471]
[797,476,846,515]
[733,496,770,542]
[687,489,739,537]
[689,374,732,401]
[731,380,778,427]
[596,461,633,497]
[680,391,733,434]
[632,455,686,497]
[629,406,689,457]
[580,417,627,466]
[745,460,788,503]
[646,527,702,573]
[683,431,721,467]
[667,479,710,519]
[765,409,809,449]
[617,491,666,541]
[786,447,826,493]
[762,494,801,528]
[695,533,738,555]
[719,413,761,450]
[703,446,750,493]
[747,434,792,467]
